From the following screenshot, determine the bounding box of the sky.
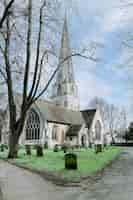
[62,0,133,119]
[1,0,133,121]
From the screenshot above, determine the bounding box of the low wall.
[112,143,133,147]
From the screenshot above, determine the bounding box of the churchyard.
[0,146,121,183]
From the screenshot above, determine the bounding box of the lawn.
[0,147,122,182]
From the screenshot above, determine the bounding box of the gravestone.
[65,153,77,170]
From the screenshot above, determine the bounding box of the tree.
[89,96,109,131]
[117,107,127,141]
[0,108,7,144]
[89,97,126,143]
[124,122,133,142]
[0,0,15,29]
[0,0,97,158]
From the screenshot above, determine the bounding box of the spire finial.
[64,8,67,21]
[63,9,68,32]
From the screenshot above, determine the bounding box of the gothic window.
[64,101,67,107]
[57,84,62,96]
[25,109,40,140]
[70,85,75,95]
[95,120,102,140]
[61,130,65,143]
[52,125,58,140]
[81,135,86,147]
[0,131,1,142]
[70,137,73,141]
[69,73,73,82]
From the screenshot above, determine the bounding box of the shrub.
[53,144,59,152]
[44,142,48,149]
[61,144,68,153]
[0,144,8,152]
[25,145,31,155]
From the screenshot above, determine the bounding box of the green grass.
[0,147,122,182]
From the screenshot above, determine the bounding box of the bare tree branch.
[0,0,15,29]
[122,40,133,49]
[0,68,7,82]
[28,0,46,100]
[30,50,48,100]
[31,52,98,104]
[22,0,32,106]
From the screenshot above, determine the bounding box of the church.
[0,16,105,148]
[20,16,105,149]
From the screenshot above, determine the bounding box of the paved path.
[0,148,133,200]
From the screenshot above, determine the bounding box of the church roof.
[65,109,96,137]
[66,125,82,137]
[81,109,96,129]
[14,94,96,127]
[35,100,96,129]
[35,100,84,125]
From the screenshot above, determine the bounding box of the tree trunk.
[111,133,115,144]
[36,145,43,157]
[8,112,26,159]
[25,145,31,155]
[8,132,19,158]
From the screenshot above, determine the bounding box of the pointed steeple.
[57,14,75,95]
[51,15,80,111]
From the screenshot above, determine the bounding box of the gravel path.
[0,148,133,200]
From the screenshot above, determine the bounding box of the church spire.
[51,15,80,111]
[58,14,75,86]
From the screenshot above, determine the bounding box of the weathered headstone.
[65,153,77,170]
[95,144,102,154]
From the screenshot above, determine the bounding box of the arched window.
[61,130,65,143]
[57,84,62,96]
[95,120,102,140]
[0,131,1,143]
[81,135,86,147]
[64,101,67,107]
[25,109,40,140]
[52,125,58,140]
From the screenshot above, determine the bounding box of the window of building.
[25,109,40,140]
[57,84,62,96]
[52,125,58,140]
[70,137,73,141]
[61,130,65,143]
[71,85,74,93]
[64,101,67,107]
[81,135,86,147]
[0,131,1,143]
[95,120,102,140]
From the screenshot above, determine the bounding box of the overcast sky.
[62,0,133,119]
[1,0,133,121]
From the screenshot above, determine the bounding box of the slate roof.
[35,100,97,138]
[14,94,97,128]
[81,109,96,129]
[35,100,84,125]
[65,109,96,137]
[66,125,82,137]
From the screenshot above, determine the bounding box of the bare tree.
[89,97,124,143]
[117,107,127,141]
[0,0,15,29]
[0,0,98,158]
[89,96,109,131]
[0,108,7,144]
[106,104,119,143]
